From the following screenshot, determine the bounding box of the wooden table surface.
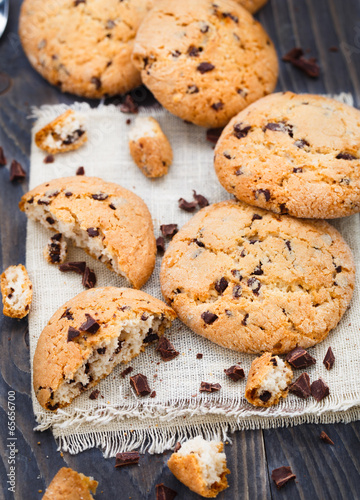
[1,1,360,499]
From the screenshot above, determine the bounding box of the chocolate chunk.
[320,431,334,445]
[311,378,329,402]
[235,167,243,175]
[252,213,262,221]
[233,284,242,298]
[222,12,238,22]
[171,50,181,57]
[215,277,228,294]
[150,390,156,398]
[141,312,149,321]
[97,347,106,355]
[211,101,224,111]
[282,47,320,77]
[174,442,181,452]
[231,269,242,280]
[130,373,151,396]
[143,330,159,343]
[294,139,309,148]
[79,314,100,334]
[156,236,165,253]
[67,326,80,342]
[156,336,179,361]
[201,311,218,324]
[82,267,96,289]
[289,372,311,399]
[120,95,139,114]
[271,466,296,489]
[91,76,101,89]
[242,313,249,326]
[193,190,209,208]
[200,24,209,33]
[74,0,86,5]
[156,483,178,500]
[59,261,86,275]
[43,154,54,164]
[187,84,199,94]
[270,357,278,366]
[115,451,140,467]
[233,122,251,139]
[224,364,245,381]
[46,216,55,225]
[196,353,203,359]
[285,347,316,368]
[10,160,26,181]
[187,45,200,57]
[293,167,303,173]
[323,347,335,370]
[51,232,62,241]
[194,239,205,247]
[87,227,99,237]
[247,277,261,295]
[264,121,294,137]
[178,198,197,212]
[285,240,292,251]
[0,146,7,165]
[206,127,223,144]
[160,224,178,238]
[61,308,73,320]
[197,62,215,73]
[106,19,115,29]
[92,193,108,200]
[76,166,85,175]
[255,188,270,202]
[65,191,73,197]
[336,152,357,160]
[200,382,221,393]
[252,263,263,275]
[259,391,271,402]
[89,389,100,400]
[120,366,133,378]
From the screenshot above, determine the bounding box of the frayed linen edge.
[51,407,360,457]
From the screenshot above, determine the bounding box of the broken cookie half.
[19,176,156,288]
[33,287,176,411]
[35,109,87,154]
[1,264,33,318]
[245,352,293,407]
[167,436,230,498]
[42,467,98,500]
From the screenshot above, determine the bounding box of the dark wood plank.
[0,0,359,499]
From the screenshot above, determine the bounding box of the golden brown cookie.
[1,264,33,319]
[128,116,173,178]
[42,467,98,500]
[235,0,268,13]
[132,0,278,127]
[19,0,154,98]
[33,287,176,410]
[167,436,230,498]
[35,110,87,154]
[19,176,156,289]
[214,92,360,218]
[160,200,355,354]
[245,352,293,407]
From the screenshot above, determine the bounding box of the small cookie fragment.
[271,466,296,489]
[245,353,293,407]
[129,116,173,178]
[43,233,67,265]
[42,467,98,500]
[1,264,33,319]
[167,436,229,498]
[35,110,87,154]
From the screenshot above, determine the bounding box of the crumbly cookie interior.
[2,265,32,315]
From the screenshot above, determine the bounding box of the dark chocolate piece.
[130,373,151,397]
[211,101,224,111]
[252,213,262,221]
[233,122,251,139]
[196,353,203,359]
[201,311,218,325]
[61,308,73,320]
[187,45,200,57]
[271,466,296,489]
[67,326,80,342]
[193,239,205,247]
[178,198,198,212]
[215,277,228,294]
[155,483,178,500]
[143,331,159,343]
[92,193,108,200]
[0,146,7,165]
[255,188,270,201]
[294,139,309,149]
[289,372,311,399]
[120,366,133,378]
[323,347,335,370]
[197,62,215,73]
[156,336,179,361]
[44,154,55,164]
[87,227,99,237]
[160,224,178,238]
[187,85,199,94]
[320,431,334,445]
[10,160,26,181]
[156,236,166,253]
[79,314,100,334]
[97,347,106,355]
[206,127,223,144]
[285,347,316,368]
[247,277,261,295]
[59,261,86,275]
[82,267,96,289]
[120,95,139,114]
[46,216,55,225]
[233,284,242,298]
[224,364,245,381]
[115,451,140,467]
[89,389,100,400]
[91,76,101,90]
[200,382,221,393]
[76,166,85,175]
[311,378,329,402]
[282,47,320,78]
[150,390,156,398]
[141,312,149,321]
[336,152,356,160]
[193,190,209,208]
[259,391,271,402]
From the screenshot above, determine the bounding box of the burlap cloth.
[27,97,360,456]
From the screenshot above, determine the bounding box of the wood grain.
[0,0,359,499]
